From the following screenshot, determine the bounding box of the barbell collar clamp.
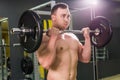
[11,28,33,35]
[11,28,22,35]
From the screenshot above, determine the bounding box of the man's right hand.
[47,27,60,36]
[81,27,90,39]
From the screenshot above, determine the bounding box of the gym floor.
[100,74,120,80]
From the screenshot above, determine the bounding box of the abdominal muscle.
[47,51,77,80]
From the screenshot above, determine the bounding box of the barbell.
[11,10,112,53]
[21,56,33,74]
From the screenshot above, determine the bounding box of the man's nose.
[64,17,69,22]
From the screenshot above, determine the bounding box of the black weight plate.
[89,16,112,48]
[21,56,33,74]
[18,10,43,53]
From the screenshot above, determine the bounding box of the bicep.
[78,42,84,62]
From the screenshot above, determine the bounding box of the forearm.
[78,27,92,63]
[39,35,57,54]
[47,35,57,51]
[82,37,91,63]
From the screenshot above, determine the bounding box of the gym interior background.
[0,0,120,80]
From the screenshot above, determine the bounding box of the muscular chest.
[42,33,79,54]
[56,34,78,53]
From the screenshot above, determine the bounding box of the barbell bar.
[10,10,112,53]
[11,27,100,36]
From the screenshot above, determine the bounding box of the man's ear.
[51,15,56,21]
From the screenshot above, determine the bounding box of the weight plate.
[89,16,112,48]
[18,10,43,53]
[21,56,33,74]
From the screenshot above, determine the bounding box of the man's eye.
[67,15,70,18]
[62,14,65,17]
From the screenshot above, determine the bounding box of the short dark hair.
[51,3,69,15]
